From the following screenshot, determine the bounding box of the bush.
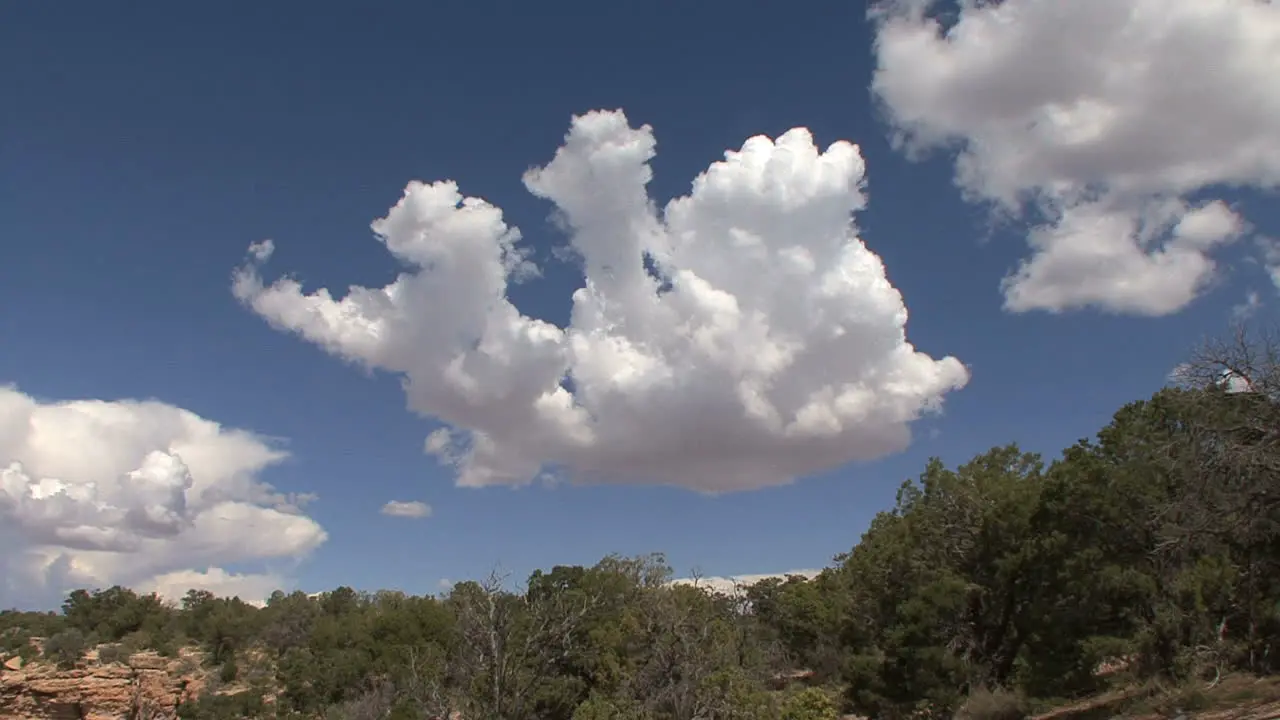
[955,686,1028,720]
[120,630,152,655]
[177,690,268,720]
[1,629,25,653]
[781,686,840,720]
[571,694,647,720]
[44,629,87,668]
[219,657,238,683]
[1,628,34,659]
[97,643,125,664]
[18,641,39,663]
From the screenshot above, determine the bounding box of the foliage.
[97,643,125,665]
[176,689,269,720]
[780,687,840,720]
[43,628,87,668]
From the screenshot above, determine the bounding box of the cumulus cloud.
[670,569,822,597]
[381,500,432,518]
[136,568,284,607]
[871,0,1280,315]
[233,109,968,492]
[0,385,326,608]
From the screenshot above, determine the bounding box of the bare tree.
[1165,322,1280,528]
[448,567,603,720]
[1158,321,1280,672]
[620,583,748,720]
[393,643,456,720]
[1174,321,1280,398]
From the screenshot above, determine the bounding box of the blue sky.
[2,0,1278,607]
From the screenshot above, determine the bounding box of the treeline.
[2,327,1278,720]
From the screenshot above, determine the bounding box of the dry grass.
[1029,674,1280,720]
[956,686,1029,720]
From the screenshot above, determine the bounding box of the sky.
[2,0,1279,609]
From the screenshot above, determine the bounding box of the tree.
[446,567,605,720]
[746,573,841,678]
[836,446,1044,717]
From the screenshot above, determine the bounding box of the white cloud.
[1232,291,1262,320]
[233,109,968,492]
[380,500,432,518]
[1259,238,1280,292]
[872,0,1280,315]
[670,569,822,597]
[247,239,275,263]
[1001,199,1245,316]
[136,568,283,607]
[0,385,326,609]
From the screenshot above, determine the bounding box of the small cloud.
[380,500,432,518]
[247,239,275,263]
[1258,238,1280,292]
[1232,291,1261,320]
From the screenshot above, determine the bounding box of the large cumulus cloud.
[871,0,1280,315]
[0,385,327,608]
[233,110,968,493]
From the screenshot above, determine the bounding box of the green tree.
[836,446,1044,717]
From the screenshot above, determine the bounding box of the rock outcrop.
[0,650,206,720]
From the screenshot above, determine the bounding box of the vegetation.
[2,325,1279,719]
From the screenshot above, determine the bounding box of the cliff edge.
[0,650,206,720]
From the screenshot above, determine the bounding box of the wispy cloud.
[380,500,432,519]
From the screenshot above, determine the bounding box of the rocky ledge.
[0,651,206,720]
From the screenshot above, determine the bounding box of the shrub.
[955,686,1028,720]
[177,690,268,720]
[120,630,152,655]
[44,629,87,668]
[219,656,238,683]
[97,643,125,664]
[781,686,840,720]
[1,628,35,661]
[18,641,39,663]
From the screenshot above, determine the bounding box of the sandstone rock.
[127,654,169,672]
[0,652,204,720]
[2,657,21,672]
